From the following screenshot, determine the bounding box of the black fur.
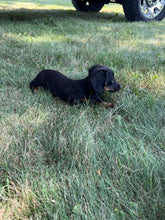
[30,64,121,105]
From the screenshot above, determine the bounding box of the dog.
[29,64,121,107]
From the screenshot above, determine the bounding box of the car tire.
[122,0,165,21]
[72,0,104,12]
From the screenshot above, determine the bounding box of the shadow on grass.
[0,8,126,23]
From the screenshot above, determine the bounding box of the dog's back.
[30,69,68,92]
[29,69,91,103]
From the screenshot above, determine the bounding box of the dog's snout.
[116,83,122,91]
[117,83,122,90]
[104,81,121,93]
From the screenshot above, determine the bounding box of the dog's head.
[88,64,121,95]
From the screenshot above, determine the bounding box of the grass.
[0,1,165,219]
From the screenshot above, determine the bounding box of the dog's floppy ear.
[88,65,107,95]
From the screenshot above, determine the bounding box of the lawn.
[0,1,165,219]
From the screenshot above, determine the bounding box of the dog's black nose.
[114,83,121,91]
[118,84,122,90]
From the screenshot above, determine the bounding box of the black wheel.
[72,0,104,12]
[123,0,165,21]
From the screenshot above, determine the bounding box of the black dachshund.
[30,64,121,107]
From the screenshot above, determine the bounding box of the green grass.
[0,1,165,219]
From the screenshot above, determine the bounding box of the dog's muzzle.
[104,82,121,92]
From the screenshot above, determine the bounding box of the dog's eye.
[105,82,112,86]
[111,77,115,83]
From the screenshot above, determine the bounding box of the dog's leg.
[90,93,102,104]
[90,94,115,108]
[102,102,115,108]
[96,95,115,108]
[30,71,48,93]
[30,80,41,93]
[33,86,42,93]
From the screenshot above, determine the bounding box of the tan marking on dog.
[102,102,115,108]
[104,86,114,92]
[33,88,38,93]
[33,86,42,93]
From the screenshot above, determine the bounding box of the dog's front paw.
[102,102,115,108]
